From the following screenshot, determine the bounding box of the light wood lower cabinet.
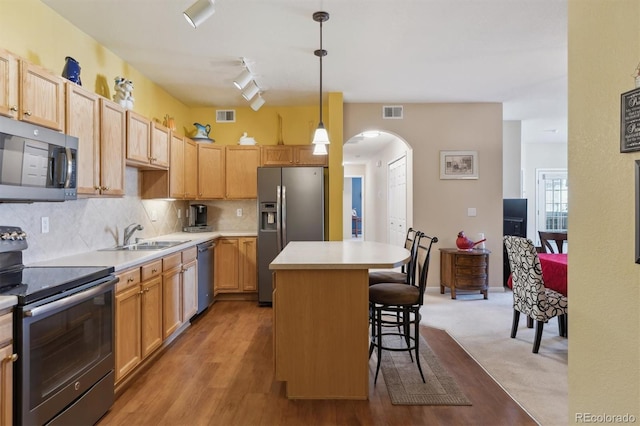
[0,311,15,426]
[181,247,198,321]
[115,259,163,383]
[162,252,182,339]
[115,248,199,385]
[214,237,257,294]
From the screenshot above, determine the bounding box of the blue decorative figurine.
[62,56,82,85]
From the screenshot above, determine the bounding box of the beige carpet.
[420,290,568,426]
[379,333,472,405]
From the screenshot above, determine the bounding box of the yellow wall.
[0,0,192,134]
[568,0,640,422]
[0,0,344,239]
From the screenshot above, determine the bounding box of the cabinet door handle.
[152,268,158,273]
[2,354,17,363]
[24,110,32,116]
[10,105,18,112]
[127,277,135,283]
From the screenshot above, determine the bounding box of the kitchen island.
[270,241,410,400]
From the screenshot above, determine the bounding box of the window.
[536,169,568,242]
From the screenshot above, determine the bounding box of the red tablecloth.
[507,253,567,296]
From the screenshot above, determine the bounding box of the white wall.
[522,142,568,239]
[503,120,523,198]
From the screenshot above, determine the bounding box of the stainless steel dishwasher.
[196,240,215,314]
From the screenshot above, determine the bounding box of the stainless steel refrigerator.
[257,166,326,305]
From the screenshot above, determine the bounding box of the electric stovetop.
[0,265,114,305]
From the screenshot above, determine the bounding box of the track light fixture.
[311,11,329,155]
[233,68,252,90]
[250,93,266,111]
[241,81,260,101]
[184,0,215,29]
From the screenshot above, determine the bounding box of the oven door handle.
[23,277,118,318]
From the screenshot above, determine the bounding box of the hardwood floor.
[99,301,536,426]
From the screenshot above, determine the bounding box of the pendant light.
[311,11,330,154]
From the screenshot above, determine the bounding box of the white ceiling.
[42,0,567,162]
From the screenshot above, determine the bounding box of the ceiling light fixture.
[233,66,252,90]
[311,11,329,155]
[183,0,215,28]
[241,81,260,101]
[250,93,266,111]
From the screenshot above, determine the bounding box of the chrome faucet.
[123,223,144,246]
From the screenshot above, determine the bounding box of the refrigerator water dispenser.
[260,203,277,231]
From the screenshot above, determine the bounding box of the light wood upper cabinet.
[66,83,100,195]
[67,85,125,197]
[126,114,169,170]
[150,122,170,169]
[197,143,225,199]
[169,134,197,199]
[184,138,197,198]
[261,145,327,167]
[225,146,260,199]
[19,61,65,131]
[126,110,150,166]
[0,48,19,119]
[99,99,126,196]
[261,145,293,165]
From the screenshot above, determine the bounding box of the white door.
[387,155,407,246]
[535,169,568,244]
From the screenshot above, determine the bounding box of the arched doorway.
[343,130,413,245]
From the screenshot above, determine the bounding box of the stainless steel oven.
[0,226,117,426]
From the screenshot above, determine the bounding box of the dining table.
[507,253,567,296]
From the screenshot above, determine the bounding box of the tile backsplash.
[0,167,257,264]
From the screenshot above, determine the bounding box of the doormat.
[379,334,472,405]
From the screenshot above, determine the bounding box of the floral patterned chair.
[503,235,568,353]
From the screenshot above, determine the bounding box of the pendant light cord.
[319,18,324,124]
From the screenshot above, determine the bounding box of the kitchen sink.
[100,240,191,251]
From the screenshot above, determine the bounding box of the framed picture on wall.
[440,150,479,179]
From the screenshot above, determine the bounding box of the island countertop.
[269,241,411,270]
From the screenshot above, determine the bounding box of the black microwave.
[0,115,77,202]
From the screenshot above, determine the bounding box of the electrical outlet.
[467,207,477,217]
[151,210,158,222]
[177,209,181,219]
[41,217,49,234]
[236,208,243,217]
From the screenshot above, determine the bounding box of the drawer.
[163,252,182,271]
[455,267,488,277]
[116,268,141,292]
[455,255,487,267]
[455,276,488,288]
[182,246,197,264]
[141,260,162,281]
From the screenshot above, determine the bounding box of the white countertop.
[30,231,256,272]
[0,295,17,310]
[269,241,411,270]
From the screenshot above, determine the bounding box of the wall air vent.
[382,105,403,119]
[216,110,236,123]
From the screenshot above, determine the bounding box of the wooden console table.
[439,248,491,299]
[270,241,410,399]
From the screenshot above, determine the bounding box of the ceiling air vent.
[382,105,403,119]
[216,110,236,123]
